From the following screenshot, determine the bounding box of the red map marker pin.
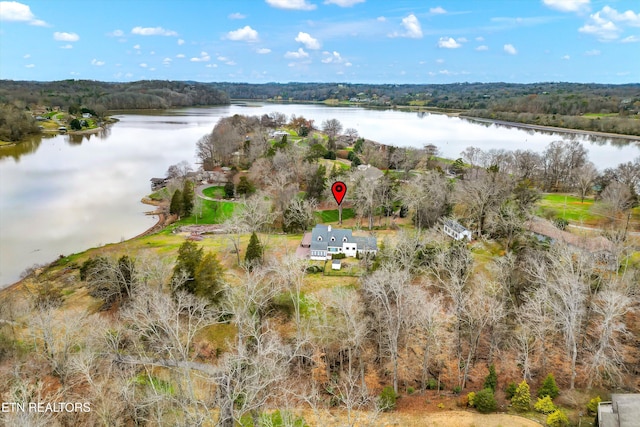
[331,181,347,206]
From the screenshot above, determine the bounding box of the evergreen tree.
[244,232,263,269]
[194,252,225,304]
[170,189,184,217]
[329,164,340,180]
[69,118,82,130]
[182,180,195,217]
[236,176,255,196]
[483,364,498,392]
[538,374,560,399]
[474,388,497,413]
[224,181,235,199]
[306,164,326,200]
[171,241,203,294]
[511,380,531,412]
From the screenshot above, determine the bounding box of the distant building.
[82,113,92,118]
[309,224,377,260]
[331,259,341,270]
[597,394,640,427]
[443,219,472,241]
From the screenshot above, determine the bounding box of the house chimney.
[327,225,332,232]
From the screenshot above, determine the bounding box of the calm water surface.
[1,104,639,286]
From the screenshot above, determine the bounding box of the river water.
[1,104,639,287]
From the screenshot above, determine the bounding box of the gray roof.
[598,394,640,427]
[444,219,469,234]
[310,224,377,251]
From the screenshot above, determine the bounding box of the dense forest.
[0,79,229,112]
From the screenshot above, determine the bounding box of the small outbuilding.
[331,259,341,270]
[443,219,472,241]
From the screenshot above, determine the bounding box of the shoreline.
[461,116,640,142]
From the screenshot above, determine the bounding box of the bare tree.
[223,214,249,266]
[166,160,193,181]
[283,197,317,232]
[526,244,590,389]
[240,192,276,233]
[586,287,633,388]
[321,118,343,149]
[344,127,358,142]
[456,170,512,237]
[574,162,598,202]
[361,261,414,393]
[399,172,451,230]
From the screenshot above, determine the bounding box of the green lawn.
[315,208,355,223]
[202,186,225,199]
[537,193,598,223]
[177,199,239,225]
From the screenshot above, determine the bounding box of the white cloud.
[430,6,447,14]
[0,1,48,26]
[324,0,365,6]
[177,38,185,45]
[125,73,133,78]
[139,63,148,68]
[108,29,124,37]
[266,0,316,10]
[321,50,343,63]
[389,13,423,38]
[91,59,105,66]
[226,25,259,42]
[70,71,79,76]
[256,48,272,54]
[377,16,386,22]
[295,31,321,49]
[284,48,309,59]
[562,54,571,60]
[150,50,155,55]
[476,36,485,41]
[504,43,518,54]
[438,37,461,48]
[53,32,79,42]
[435,58,445,64]
[133,44,141,50]
[579,6,640,41]
[191,52,211,62]
[60,44,73,49]
[457,37,468,43]
[25,63,34,68]
[476,45,489,51]
[176,53,186,58]
[542,0,590,13]
[131,26,178,36]
[585,49,601,55]
[621,35,640,42]
[345,62,352,66]
[23,53,30,58]
[162,57,172,65]
[149,68,155,71]
[206,64,218,68]
[229,12,246,19]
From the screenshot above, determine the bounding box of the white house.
[309,224,377,261]
[443,219,472,241]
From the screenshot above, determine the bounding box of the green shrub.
[427,378,441,390]
[534,395,557,414]
[538,373,560,399]
[546,409,569,427]
[505,382,517,400]
[511,380,531,412]
[258,410,308,427]
[406,386,415,395]
[553,217,569,230]
[467,391,476,407]
[452,385,462,395]
[474,388,497,414]
[483,364,498,392]
[378,386,398,412]
[587,396,601,415]
[331,253,346,259]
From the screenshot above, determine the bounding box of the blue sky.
[0,0,638,84]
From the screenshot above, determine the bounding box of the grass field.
[537,193,599,224]
[315,208,355,223]
[202,186,225,199]
[177,199,238,225]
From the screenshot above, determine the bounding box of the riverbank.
[462,116,640,142]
